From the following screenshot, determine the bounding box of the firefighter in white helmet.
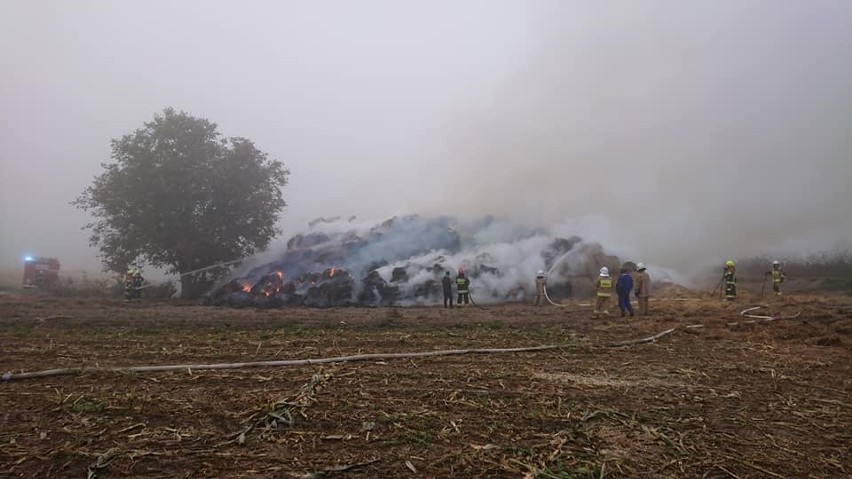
[534,269,547,306]
[765,260,787,296]
[592,267,612,318]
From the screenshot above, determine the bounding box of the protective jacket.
[634,271,650,297]
[535,276,546,295]
[455,275,470,293]
[768,267,786,283]
[724,268,736,285]
[723,267,737,299]
[124,268,144,300]
[596,276,613,297]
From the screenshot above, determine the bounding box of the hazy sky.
[2,0,851,277]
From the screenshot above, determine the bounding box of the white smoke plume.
[217,215,675,307]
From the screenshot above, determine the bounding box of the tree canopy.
[74,108,289,298]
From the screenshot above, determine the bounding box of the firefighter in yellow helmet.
[765,260,787,296]
[592,267,612,318]
[723,260,737,301]
[124,265,145,301]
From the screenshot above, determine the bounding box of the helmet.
[636,262,646,270]
[444,271,450,276]
[772,260,780,266]
[599,267,609,276]
[537,269,545,276]
[726,260,735,267]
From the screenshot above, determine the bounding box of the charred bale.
[304,274,355,308]
[391,267,409,283]
[226,291,255,308]
[412,279,440,300]
[365,260,389,272]
[206,279,249,306]
[427,262,447,274]
[476,264,500,277]
[621,261,638,273]
[359,270,399,305]
[286,232,331,250]
[545,280,573,300]
[542,236,582,268]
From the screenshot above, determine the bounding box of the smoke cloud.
[217,215,631,306]
[1,1,850,284]
[413,1,852,278]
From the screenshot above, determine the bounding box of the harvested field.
[1,293,850,478]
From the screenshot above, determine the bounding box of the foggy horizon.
[2,1,851,282]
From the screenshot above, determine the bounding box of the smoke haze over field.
[1,1,851,282]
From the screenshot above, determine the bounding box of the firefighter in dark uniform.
[765,260,787,296]
[723,260,737,301]
[441,271,454,308]
[455,268,470,306]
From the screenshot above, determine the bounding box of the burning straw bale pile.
[211,268,360,308]
[207,215,620,308]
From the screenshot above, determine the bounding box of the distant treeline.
[737,251,852,278]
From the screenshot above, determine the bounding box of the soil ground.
[1,291,850,478]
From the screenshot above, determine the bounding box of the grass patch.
[71,396,105,413]
[820,278,852,292]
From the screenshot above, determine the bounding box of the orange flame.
[260,271,285,296]
[329,267,337,278]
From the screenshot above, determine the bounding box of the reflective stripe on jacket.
[456,276,469,293]
[596,277,612,297]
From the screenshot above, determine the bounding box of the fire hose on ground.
[467,292,488,310]
[2,327,684,382]
[544,285,699,308]
[542,285,564,307]
[727,306,802,327]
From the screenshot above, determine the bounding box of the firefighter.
[616,267,634,317]
[132,268,145,299]
[124,266,135,300]
[455,268,470,306]
[592,267,612,318]
[124,265,144,301]
[441,271,454,308]
[634,262,651,316]
[723,260,737,301]
[534,270,547,306]
[765,260,787,296]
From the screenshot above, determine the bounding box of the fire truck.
[22,257,61,288]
